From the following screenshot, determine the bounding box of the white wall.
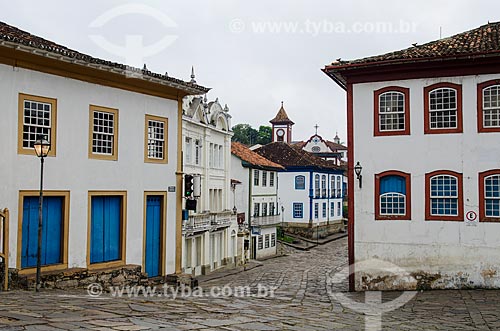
[353,73,500,289]
[230,155,250,218]
[253,227,277,259]
[1,64,179,273]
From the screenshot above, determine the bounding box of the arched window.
[424,83,463,134]
[479,170,500,221]
[375,171,411,220]
[321,175,327,197]
[330,176,336,198]
[314,174,320,197]
[295,175,305,190]
[478,81,500,132]
[374,86,410,136]
[425,170,463,221]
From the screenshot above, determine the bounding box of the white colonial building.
[181,95,237,275]
[324,22,500,291]
[255,105,345,238]
[231,142,284,260]
[0,22,208,287]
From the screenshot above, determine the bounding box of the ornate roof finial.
[190,66,196,83]
[314,124,319,135]
[143,64,148,71]
[224,104,229,112]
[281,101,284,108]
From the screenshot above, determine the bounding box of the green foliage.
[232,123,272,146]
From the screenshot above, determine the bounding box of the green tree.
[232,124,258,145]
[257,126,272,145]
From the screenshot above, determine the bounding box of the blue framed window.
[337,202,341,216]
[330,176,336,198]
[430,175,457,216]
[321,175,327,197]
[322,202,327,218]
[295,175,305,190]
[485,175,500,217]
[330,202,335,217]
[380,175,406,215]
[337,177,342,197]
[254,170,259,186]
[314,203,319,219]
[293,203,303,218]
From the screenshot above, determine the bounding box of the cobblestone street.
[1,238,500,330]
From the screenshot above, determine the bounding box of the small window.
[293,203,303,218]
[425,170,463,221]
[195,140,201,165]
[271,233,276,247]
[337,176,342,198]
[375,171,411,220]
[424,83,463,134]
[253,202,260,217]
[18,93,58,156]
[479,170,500,222]
[321,175,327,197]
[314,174,320,198]
[262,203,268,216]
[314,203,319,219]
[330,202,335,217]
[330,176,336,198]
[89,105,119,160]
[270,172,275,187]
[374,87,410,136]
[265,234,270,248]
[337,202,341,216]
[185,138,192,164]
[262,171,267,187]
[258,235,263,250]
[478,80,500,133]
[254,170,260,186]
[322,202,327,218]
[145,114,168,163]
[295,175,305,190]
[269,202,275,216]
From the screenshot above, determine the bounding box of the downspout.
[309,170,313,224]
[248,167,253,258]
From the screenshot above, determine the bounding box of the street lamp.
[354,162,363,189]
[33,134,51,292]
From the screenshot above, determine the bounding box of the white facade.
[278,171,344,225]
[181,96,237,275]
[352,73,500,289]
[1,63,194,276]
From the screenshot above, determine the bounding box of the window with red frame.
[374,86,410,136]
[425,170,463,221]
[479,170,500,222]
[424,83,463,134]
[477,80,500,132]
[375,171,411,220]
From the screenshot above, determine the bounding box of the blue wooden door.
[21,196,63,268]
[90,196,121,264]
[145,196,162,277]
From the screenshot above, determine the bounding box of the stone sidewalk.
[1,238,500,330]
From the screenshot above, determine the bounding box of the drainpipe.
[248,168,253,260]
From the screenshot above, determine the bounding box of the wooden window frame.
[374,86,410,136]
[425,170,463,221]
[144,114,168,164]
[18,93,57,157]
[142,192,167,276]
[375,171,411,221]
[479,169,500,222]
[87,191,127,269]
[477,79,500,133]
[424,83,463,135]
[88,105,119,161]
[16,191,70,274]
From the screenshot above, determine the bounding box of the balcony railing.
[251,214,281,226]
[183,214,211,234]
[211,211,233,229]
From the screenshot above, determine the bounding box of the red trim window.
[425,170,463,221]
[374,86,410,136]
[375,170,411,220]
[479,170,500,222]
[424,83,463,134]
[477,80,500,133]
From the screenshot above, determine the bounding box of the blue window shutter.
[380,176,406,194]
[21,197,39,268]
[145,196,162,277]
[90,197,105,263]
[91,196,122,264]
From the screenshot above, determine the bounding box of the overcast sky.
[2,0,498,143]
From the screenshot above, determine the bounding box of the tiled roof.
[255,142,342,171]
[0,21,209,95]
[293,134,347,151]
[323,22,500,83]
[270,103,294,125]
[325,22,500,69]
[231,142,284,170]
[325,140,347,151]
